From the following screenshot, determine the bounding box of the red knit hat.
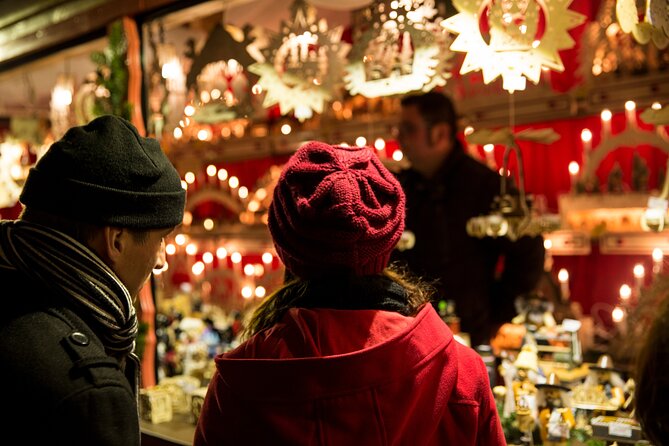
[268,141,405,278]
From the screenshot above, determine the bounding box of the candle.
[600,109,612,138]
[206,164,217,185]
[633,263,645,295]
[653,248,664,275]
[612,306,626,336]
[558,268,570,301]
[568,161,580,193]
[217,168,228,188]
[483,144,496,169]
[543,238,553,271]
[625,101,637,128]
[581,128,592,152]
[619,284,632,303]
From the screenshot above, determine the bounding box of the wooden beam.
[0,0,179,70]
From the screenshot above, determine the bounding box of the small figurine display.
[536,373,575,446]
[572,355,626,412]
[501,343,540,419]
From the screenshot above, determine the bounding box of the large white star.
[442,0,585,92]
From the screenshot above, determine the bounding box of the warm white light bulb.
[483,144,494,153]
[580,129,592,143]
[241,286,253,299]
[633,264,645,278]
[619,284,631,300]
[568,161,580,175]
[612,306,625,323]
[543,239,553,250]
[216,247,227,259]
[558,268,569,283]
[262,252,273,264]
[652,248,664,262]
[601,109,612,122]
[186,243,198,256]
[206,165,217,177]
[625,100,636,111]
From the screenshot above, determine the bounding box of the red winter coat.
[194,305,506,445]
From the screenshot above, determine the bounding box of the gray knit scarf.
[0,220,138,356]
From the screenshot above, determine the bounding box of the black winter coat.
[0,268,140,446]
[392,147,545,346]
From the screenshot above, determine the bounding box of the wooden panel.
[0,0,178,70]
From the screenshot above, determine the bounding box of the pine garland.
[90,21,132,120]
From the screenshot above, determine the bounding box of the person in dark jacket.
[393,92,545,346]
[194,141,505,446]
[0,115,185,445]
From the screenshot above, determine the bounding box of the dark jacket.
[392,147,545,346]
[0,268,140,446]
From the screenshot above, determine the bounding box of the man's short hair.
[401,91,458,139]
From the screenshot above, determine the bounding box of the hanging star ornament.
[345,0,454,98]
[248,0,350,121]
[442,0,586,92]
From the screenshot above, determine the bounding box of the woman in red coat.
[194,141,506,446]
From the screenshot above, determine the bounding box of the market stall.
[1,0,669,444]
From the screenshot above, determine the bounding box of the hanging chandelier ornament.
[248,0,350,121]
[0,140,25,209]
[344,0,454,98]
[466,128,562,241]
[616,0,669,49]
[50,73,75,139]
[442,0,586,93]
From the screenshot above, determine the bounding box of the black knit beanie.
[20,115,185,229]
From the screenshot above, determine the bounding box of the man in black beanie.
[0,115,185,445]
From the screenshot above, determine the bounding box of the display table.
[140,414,196,446]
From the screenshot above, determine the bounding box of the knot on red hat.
[268,141,405,278]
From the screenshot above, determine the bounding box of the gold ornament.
[248,0,350,121]
[344,0,454,98]
[616,0,669,49]
[442,0,586,92]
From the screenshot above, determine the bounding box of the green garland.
[90,21,132,119]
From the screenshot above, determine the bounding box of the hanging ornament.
[248,0,350,121]
[345,0,454,98]
[616,0,669,49]
[0,140,25,209]
[442,0,586,93]
[50,73,75,139]
[187,22,257,125]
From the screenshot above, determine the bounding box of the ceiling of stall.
[0,0,362,120]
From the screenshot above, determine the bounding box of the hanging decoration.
[49,73,75,140]
[0,140,25,209]
[466,128,562,240]
[616,0,669,49]
[248,0,350,121]
[442,0,586,92]
[579,0,667,80]
[187,22,257,126]
[90,21,131,120]
[344,0,454,98]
